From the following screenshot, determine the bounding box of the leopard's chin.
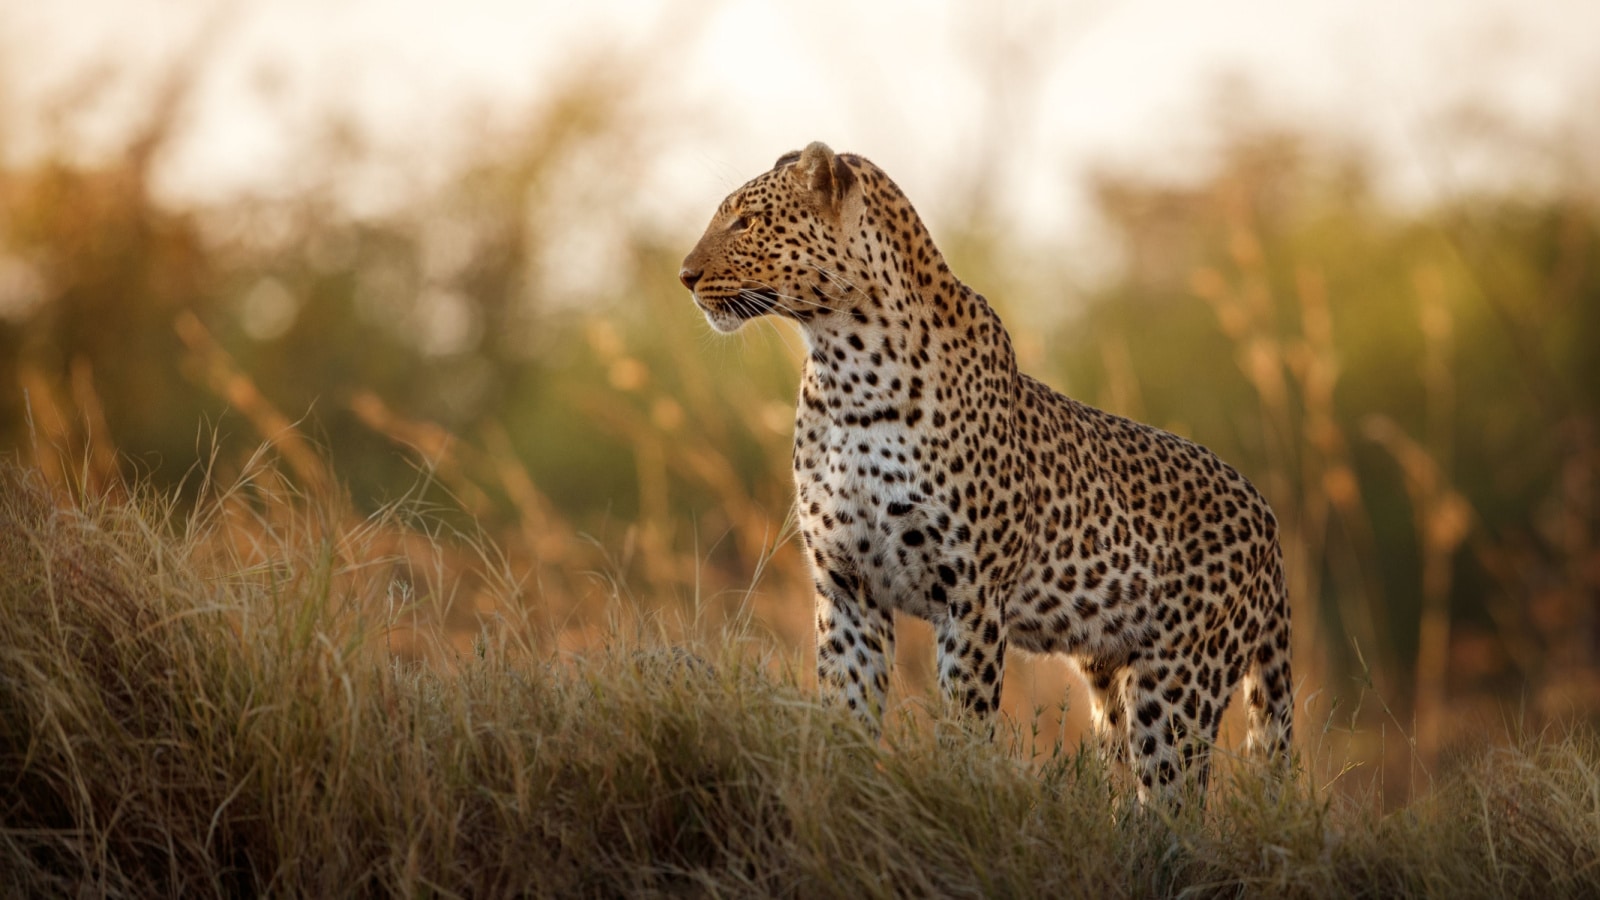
[694,296,748,334]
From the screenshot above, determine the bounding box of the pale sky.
[4,0,1597,244]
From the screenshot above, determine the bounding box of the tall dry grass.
[3,459,1600,896]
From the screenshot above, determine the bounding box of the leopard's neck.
[797,277,1016,429]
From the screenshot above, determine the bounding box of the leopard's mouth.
[693,286,780,334]
[695,288,778,319]
[731,288,779,319]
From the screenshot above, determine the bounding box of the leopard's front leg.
[933,570,1010,723]
[812,568,895,732]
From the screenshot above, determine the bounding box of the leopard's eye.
[729,215,750,232]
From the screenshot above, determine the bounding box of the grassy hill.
[2,460,1597,897]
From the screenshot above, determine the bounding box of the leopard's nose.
[678,266,702,291]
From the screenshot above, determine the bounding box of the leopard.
[679,141,1292,801]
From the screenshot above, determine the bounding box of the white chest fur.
[793,381,946,617]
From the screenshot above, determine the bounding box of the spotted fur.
[680,142,1292,800]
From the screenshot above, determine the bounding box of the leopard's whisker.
[741,289,836,318]
[744,282,839,315]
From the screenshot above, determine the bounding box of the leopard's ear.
[772,149,802,170]
[793,141,855,207]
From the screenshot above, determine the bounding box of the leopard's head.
[680,141,865,334]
